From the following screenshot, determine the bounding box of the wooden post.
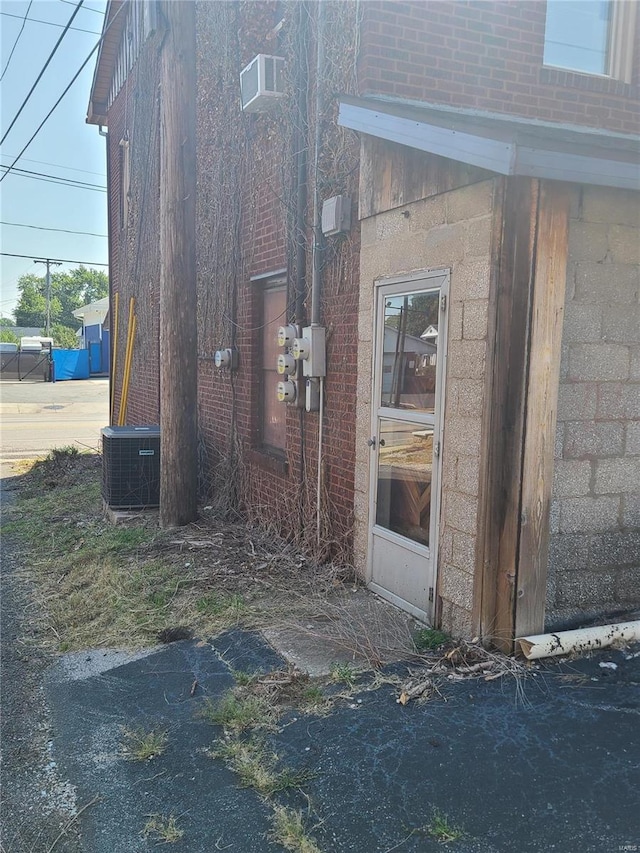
[159,0,198,527]
[477,177,538,652]
[476,178,570,650]
[515,182,570,639]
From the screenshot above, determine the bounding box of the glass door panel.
[375,418,434,547]
[380,290,440,414]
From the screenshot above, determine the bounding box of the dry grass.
[270,807,322,853]
[142,814,184,844]
[209,737,312,796]
[2,453,358,656]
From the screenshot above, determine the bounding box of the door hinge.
[433,440,440,457]
[428,587,434,602]
[440,294,447,311]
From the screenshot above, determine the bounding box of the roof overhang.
[338,96,640,191]
[86,0,127,126]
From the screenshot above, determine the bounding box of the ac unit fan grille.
[102,426,160,508]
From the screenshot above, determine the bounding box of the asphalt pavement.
[43,630,640,853]
[0,377,109,460]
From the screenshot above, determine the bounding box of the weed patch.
[142,814,184,844]
[210,737,312,796]
[414,628,449,651]
[329,662,360,688]
[122,727,168,761]
[427,809,465,844]
[198,693,278,732]
[270,806,322,853]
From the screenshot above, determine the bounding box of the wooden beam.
[159,0,198,528]
[515,182,570,638]
[477,176,538,652]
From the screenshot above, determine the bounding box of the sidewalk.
[45,628,640,852]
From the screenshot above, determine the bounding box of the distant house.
[87,1,639,650]
[72,296,109,374]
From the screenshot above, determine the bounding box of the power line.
[1,0,33,81]
[0,165,107,192]
[0,154,105,178]
[58,0,105,15]
[0,11,100,36]
[2,252,108,266]
[1,1,86,147]
[1,221,107,238]
[0,2,124,184]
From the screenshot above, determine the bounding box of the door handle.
[367,437,376,448]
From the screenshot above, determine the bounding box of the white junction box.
[294,325,326,378]
[321,195,351,236]
[240,54,285,113]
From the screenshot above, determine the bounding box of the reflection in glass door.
[369,273,447,622]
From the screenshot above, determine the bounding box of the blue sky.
[1,0,108,320]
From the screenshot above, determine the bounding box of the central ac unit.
[102,425,160,509]
[240,54,285,113]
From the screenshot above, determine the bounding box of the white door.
[368,271,448,623]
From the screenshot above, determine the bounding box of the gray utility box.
[102,425,160,508]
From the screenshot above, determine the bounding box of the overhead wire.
[0,1,124,185]
[0,11,100,36]
[1,252,108,266]
[1,0,86,146]
[0,155,105,178]
[58,0,105,14]
[1,0,33,81]
[1,221,107,238]
[0,165,106,190]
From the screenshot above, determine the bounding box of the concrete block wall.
[546,186,640,626]
[354,178,497,636]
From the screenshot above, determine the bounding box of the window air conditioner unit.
[102,425,160,508]
[240,54,285,113]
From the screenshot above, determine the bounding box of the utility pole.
[34,258,62,335]
[159,0,198,528]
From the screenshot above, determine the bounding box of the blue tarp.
[52,349,90,381]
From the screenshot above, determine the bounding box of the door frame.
[367,269,449,623]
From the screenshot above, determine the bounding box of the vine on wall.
[195,1,362,563]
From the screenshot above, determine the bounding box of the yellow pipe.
[110,292,119,424]
[120,314,136,425]
[118,298,135,426]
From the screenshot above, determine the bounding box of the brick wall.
[546,186,640,627]
[354,146,497,637]
[360,1,640,134]
[106,33,162,429]
[195,0,360,555]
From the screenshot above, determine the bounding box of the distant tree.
[51,324,79,349]
[14,266,108,329]
[0,317,16,327]
[0,329,19,344]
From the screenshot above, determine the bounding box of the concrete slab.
[263,589,418,676]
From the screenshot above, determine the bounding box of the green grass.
[414,628,450,651]
[329,662,359,688]
[198,693,278,732]
[1,455,259,652]
[122,727,168,761]
[211,738,312,796]
[195,592,245,618]
[427,809,465,844]
[270,807,322,853]
[142,814,184,843]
